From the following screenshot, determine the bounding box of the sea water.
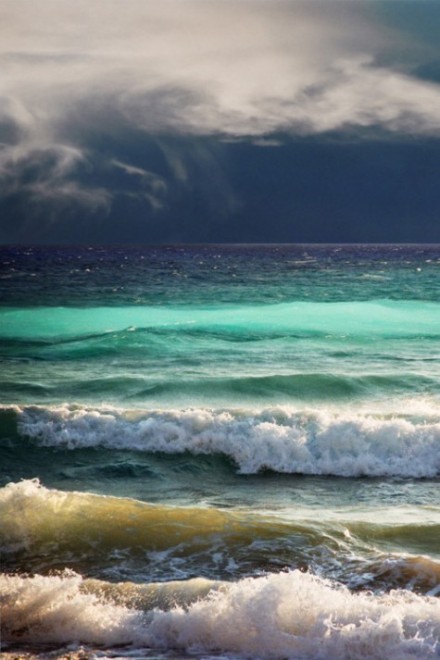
[1,244,440,658]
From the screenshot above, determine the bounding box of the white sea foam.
[15,404,440,477]
[0,571,145,648]
[2,570,440,658]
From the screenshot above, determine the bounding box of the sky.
[1,0,440,244]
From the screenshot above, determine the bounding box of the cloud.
[111,159,167,210]
[0,140,110,210]
[1,0,440,218]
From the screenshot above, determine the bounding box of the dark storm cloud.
[0,0,440,242]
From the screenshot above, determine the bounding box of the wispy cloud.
[111,159,167,210]
[0,141,110,210]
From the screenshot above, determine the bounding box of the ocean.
[1,244,440,659]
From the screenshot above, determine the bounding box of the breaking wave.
[2,570,440,658]
[8,403,440,477]
[2,480,440,591]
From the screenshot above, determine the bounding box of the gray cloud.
[1,0,440,214]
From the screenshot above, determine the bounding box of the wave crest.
[12,404,440,477]
[2,570,440,657]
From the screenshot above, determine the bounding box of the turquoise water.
[1,245,440,658]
